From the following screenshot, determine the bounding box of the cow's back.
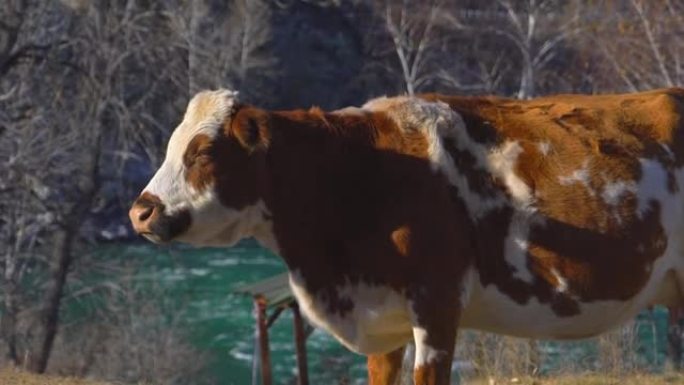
[421,89,684,339]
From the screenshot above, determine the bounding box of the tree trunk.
[1,219,21,365]
[29,144,100,373]
[188,0,205,94]
[29,226,76,373]
[1,279,20,365]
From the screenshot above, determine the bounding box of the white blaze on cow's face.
[129,89,270,247]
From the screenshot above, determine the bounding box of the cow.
[129,88,684,385]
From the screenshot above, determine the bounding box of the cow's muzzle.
[129,192,191,243]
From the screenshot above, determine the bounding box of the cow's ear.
[230,106,270,151]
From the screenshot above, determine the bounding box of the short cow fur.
[130,88,684,385]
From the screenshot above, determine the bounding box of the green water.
[89,241,672,384]
[94,241,366,385]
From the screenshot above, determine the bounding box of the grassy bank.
[0,368,113,385]
[4,368,684,385]
[467,373,684,384]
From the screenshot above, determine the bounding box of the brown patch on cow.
[391,226,412,257]
[442,137,502,201]
[528,204,666,302]
[413,365,438,385]
[183,134,214,192]
[410,290,460,385]
[414,361,453,385]
[423,88,682,317]
[368,347,405,385]
[182,105,272,211]
[230,105,272,150]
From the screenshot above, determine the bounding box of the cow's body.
[130,88,684,385]
[422,90,684,340]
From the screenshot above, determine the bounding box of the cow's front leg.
[368,346,405,385]
[411,298,459,385]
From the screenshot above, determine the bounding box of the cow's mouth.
[131,208,192,244]
[133,206,192,244]
[140,232,166,244]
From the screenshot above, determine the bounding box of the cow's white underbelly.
[461,280,641,340]
[288,271,413,355]
[289,251,684,354]
[461,247,684,340]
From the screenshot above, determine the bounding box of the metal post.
[291,302,309,385]
[255,295,272,385]
[667,306,683,370]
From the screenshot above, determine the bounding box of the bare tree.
[0,0,186,372]
[167,0,276,98]
[380,0,444,95]
[595,0,684,91]
[447,0,584,99]
[0,0,278,374]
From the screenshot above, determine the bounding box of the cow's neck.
[252,107,473,292]
[256,108,382,270]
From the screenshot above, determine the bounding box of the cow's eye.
[197,147,211,158]
[184,147,211,168]
[193,148,211,165]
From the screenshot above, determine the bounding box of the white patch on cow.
[332,106,366,116]
[432,138,507,221]
[144,89,238,213]
[489,141,532,208]
[559,159,594,195]
[412,327,447,367]
[635,158,670,218]
[363,95,509,220]
[538,141,551,156]
[489,141,537,283]
[173,191,274,248]
[288,271,412,355]
[550,268,568,293]
[436,126,515,221]
[602,180,638,206]
[661,143,675,160]
[461,280,639,339]
[502,214,534,283]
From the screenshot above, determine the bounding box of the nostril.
[138,205,154,222]
[130,192,164,232]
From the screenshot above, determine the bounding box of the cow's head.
[129,89,271,247]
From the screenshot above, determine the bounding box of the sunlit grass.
[465,372,684,385]
[0,368,113,385]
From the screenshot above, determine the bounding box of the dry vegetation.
[0,368,113,385]
[3,371,684,385]
[2,0,684,384]
[466,373,684,385]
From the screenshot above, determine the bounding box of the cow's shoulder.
[362,95,463,138]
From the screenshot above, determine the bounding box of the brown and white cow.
[130,88,684,385]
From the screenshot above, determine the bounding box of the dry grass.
[4,367,684,385]
[466,373,684,385]
[0,368,114,385]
